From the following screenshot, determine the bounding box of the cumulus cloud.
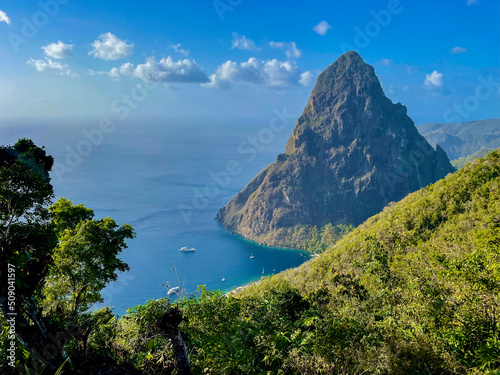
[269,41,301,59]
[27,58,78,77]
[450,46,468,54]
[203,57,311,89]
[313,21,332,36]
[170,43,189,57]
[93,57,208,83]
[299,71,315,87]
[231,32,260,51]
[89,33,133,61]
[0,10,10,24]
[424,70,443,89]
[42,41,73,59]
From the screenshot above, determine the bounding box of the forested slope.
[230,149,500,373]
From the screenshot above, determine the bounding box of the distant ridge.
[418,118,500,161]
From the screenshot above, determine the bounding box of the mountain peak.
[298,52,389,137]
[328,50,366,70]
[217,52,455,249]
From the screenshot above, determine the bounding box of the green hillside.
[452,147,495,169]
[230,148,500,373]
[2,142,500,375]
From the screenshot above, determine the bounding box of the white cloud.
[299,71,314,87]
[377,58,393,66]
[94,57,208,83]
[231,32,260,51]
[407,66,419,75]
[42,41,73,59]
[170,43,189,57]
[203,57,310,89]
[467,0,478,5]
[450,46,468,54]
[313,21,332,36]
[269,41,301,59]
[89,68,121,80]
[0,10,10,25]
[424,70,443,89]
[27,58,78,77]
[89,33,133,61]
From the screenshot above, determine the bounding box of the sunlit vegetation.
[1,140,499,374]
[257,223,353,252]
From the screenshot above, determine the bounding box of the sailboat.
[262,267,265,274]
[250,253,255,259]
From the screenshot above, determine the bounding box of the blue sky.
[0,0,498,124]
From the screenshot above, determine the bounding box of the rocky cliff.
[217,51,454,248]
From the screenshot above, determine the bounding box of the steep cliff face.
[217,51,454,247]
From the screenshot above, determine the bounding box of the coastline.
[225,251,320,296]
[215,220,309,253]
[226,279,262,295]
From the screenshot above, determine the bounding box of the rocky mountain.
[217,51,454,248]
[418,118,500,161]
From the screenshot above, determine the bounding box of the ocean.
[2,118,309,316]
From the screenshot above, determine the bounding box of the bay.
[1,118,309,316]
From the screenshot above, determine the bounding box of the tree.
[0,139,135,373]
[44,198,134,319]
[0,139,62,372]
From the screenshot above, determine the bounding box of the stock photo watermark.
[52,81,167,182]
[7,0,70,53]
[443,75,499,123]
[213,0,243,21]
[4,270,134,374]
[178,106,296,224]
[340,0,404,53]
[6,264,16,368]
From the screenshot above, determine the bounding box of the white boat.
[221,276,225,282]
[167,286,180,295]
[262,267,265,274]
[250,253,255,259]
[179,246,196,252]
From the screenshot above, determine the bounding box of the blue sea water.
[2,119,309,316]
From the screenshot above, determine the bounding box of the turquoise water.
[2,119,309,316]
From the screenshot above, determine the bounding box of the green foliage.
[117,298,179,374]
[4,138,500,374]
[43,199,135,317]
[257,223,353,253]
[0,140,136,374]
[0,138,54,221]
[49,198,94,233]
[451,147,494,170]
[78,307,118,356]
[177,284,313,374]
[235,149,500,374]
